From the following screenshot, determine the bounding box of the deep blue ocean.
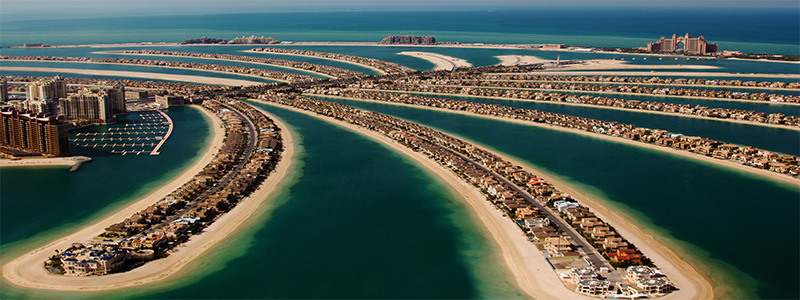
[1,8,798,54]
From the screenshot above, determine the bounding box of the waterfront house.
[634,277,673,294]
[545,237,574,255]
[606,249,642,264]
[524,217,549,229]
[627,265,656,281]
[576,279,611,296]
[515,207,537,219]
[569,267,598,283]
[60,244,128,276]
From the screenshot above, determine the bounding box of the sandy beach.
[496,56,721,71]
[12,41,528,51]
[242,49,388,75]
[315,94,799,186]
[529,70,800,79]
[0,156,91,167]
[95,50,338,79]
[1,105,296,291]
[0,59,283,84]
[448,78,799,92]
[553,59,719,71]
[256,99,715,299]
[0,67,263,86]
[496,55,554,66]
[398,51,473,70]
[369,89,800,131]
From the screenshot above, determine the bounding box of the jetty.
[68,110,173,156]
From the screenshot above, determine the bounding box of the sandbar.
[256,99,714,300]
[94,50,337,79]
[0,67,263,86]
[496,55,554,66]
[0,156,91,167]
[552,59,719,71]
[1,105,295,291]
[367,89,800,131]
[313,94,799,187]
[242,49,387,75]
[398,51,472,71]
[528,70,800,79]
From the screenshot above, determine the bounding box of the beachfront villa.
[627,266,673,294]
[576,278,612,295]
[59,244,129,276]
[569,267,599,282]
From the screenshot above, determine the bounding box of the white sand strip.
[531,70,800,78]
[242,49,387,75]
[257,99,715,300]
[496,55,554,66]
[0,67,263,86]
[398,51,472,71]
[2,106,295,291]
[0,156,91,167]
[95,50,337,79]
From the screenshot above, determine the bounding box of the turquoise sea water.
[0,60,276,84]
[0,103,524,299]
[2,8,798,54]
[0,107,211,246]
[3,45,798,81]
[130,103,527,299]
[325,97,799,299]
[0,8,798,300]
[0,106,213,298]
[415,94,800,156]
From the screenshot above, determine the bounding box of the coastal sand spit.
[1,106,295,291]
[256,100,715,300]
[0,67,264,86]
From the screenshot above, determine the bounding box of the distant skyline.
[2,0,799,20]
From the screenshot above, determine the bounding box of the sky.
[2,0,799,20]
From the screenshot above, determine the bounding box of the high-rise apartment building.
[0,108,70,157]
[1,80,8,102]
[58,89,115,124]
[24,76,67,115]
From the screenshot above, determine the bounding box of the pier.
[150,109,173,155]
[68,110,173,156]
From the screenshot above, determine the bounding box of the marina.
[68,110,173,156]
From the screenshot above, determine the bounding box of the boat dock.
[68,110,173,156]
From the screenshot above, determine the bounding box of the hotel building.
[647,33,718,55]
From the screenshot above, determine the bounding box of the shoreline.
[255,99,714,299]
[550,59,720,71]
[1,104,295,291]
[242,49,388,75]
[315,94,799,186]
[94,50,337,79]
[476,78,800,92]
[0,60,281,84]
[528,70,800,79]
[9,41,797,65]
[0,156,91,167]
[398,51,473,70]
[366,89,800,131]
[0,67,263,86]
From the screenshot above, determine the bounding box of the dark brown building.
[0,108,70,157]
